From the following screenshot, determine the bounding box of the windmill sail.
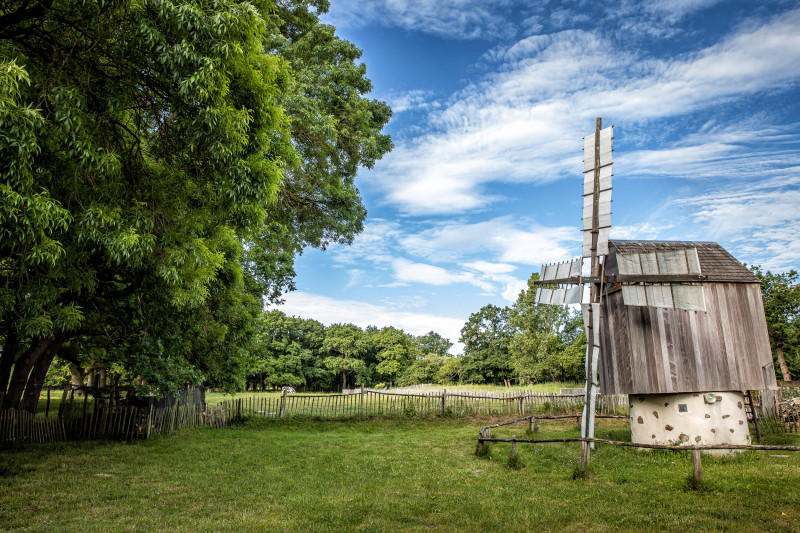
[582,126,613,258]
[617,247,706,312]
[535,258,583,305]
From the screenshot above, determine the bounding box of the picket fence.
[0,402,232,445]
[3,386,796,446]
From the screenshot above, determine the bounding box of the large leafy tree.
[250,0,392,300]
[321,323,369,390]
[459,304,514,384]
[752,267,800,381]
[508,274,585,383]
[246,310,329,390]
[0,0,391,409]
[369,326,420,384]
[416,331,453,357]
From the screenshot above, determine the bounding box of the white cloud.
[274,292,467,354]
[364,10,800,215]
[383,89,437,114]
[400,216,579,266]
[325,0,517,40]
[611,223,675,241]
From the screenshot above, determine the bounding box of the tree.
[0,0,391,409]
[247,310,330,391]
[250,1,393,300]
[416,331,453,357]
[321,324,369,390]
[752,267,800,381]
[369,326,420,384]
[459,305,514,384]
[508,274,585,383]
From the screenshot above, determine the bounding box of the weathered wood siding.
[599,283,777,394]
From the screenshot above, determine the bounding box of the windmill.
[534,118,777,454]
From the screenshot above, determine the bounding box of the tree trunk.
[0,328,20,402]
[19,337,63,412]
[69,363,85,389]
[776,346,793,382]
[341,370,346,391]
[1,336,52,410]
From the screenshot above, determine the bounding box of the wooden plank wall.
[600,283,776,394]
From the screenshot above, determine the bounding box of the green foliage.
[459,304,514,384]
[416,331,453,357]
[458,273,586,386]
[508,273,586,383]
[0,0,392,406]
[752,267,800,380]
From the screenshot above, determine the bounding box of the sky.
[272,0,800,353]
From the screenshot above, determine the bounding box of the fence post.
[692,449,702,483]
[529,416,535,434]
[279,389,287,418]
[442,389,447,414]
[580,440,590,471]
[360,384,364,417]
[475,428,486,455]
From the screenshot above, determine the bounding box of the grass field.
[1,416,799,532]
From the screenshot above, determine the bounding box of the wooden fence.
[3,385,796,445]
[0,402,233,445]
[216,388,629,419]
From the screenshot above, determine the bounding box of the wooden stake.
[692,449,702,483]
[279,389,287,418]
[580,440,590,471]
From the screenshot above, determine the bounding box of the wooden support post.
[692,449,702,483]
[476,429,486,455]
[580,440,590,471]
[442,389,447,414]
[279,389,287,418]
[529,416,535,434]
[360,384,364,417]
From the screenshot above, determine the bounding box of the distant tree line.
[39,268,800,394]
[42,272,587,391]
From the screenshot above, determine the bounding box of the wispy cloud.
[363,10,800,216]
[398,216,578,266]
[325,0,518,40]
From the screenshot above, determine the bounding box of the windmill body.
[535,119,778,453]
[601,240,777,451]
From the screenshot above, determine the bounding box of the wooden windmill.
[535,118,777,452]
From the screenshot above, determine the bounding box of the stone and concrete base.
[629,391,750,455]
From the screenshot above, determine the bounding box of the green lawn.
[1,417,798,532]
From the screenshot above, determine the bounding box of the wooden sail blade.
[535,285,583,305]
[538,258,583,284]
[581,125,613,260]
[617,247,706,311]
[583,165,612,195]
[583,227,610,257]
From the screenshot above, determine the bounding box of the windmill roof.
[608,240,758,283]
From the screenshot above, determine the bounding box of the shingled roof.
[608,240,758,283]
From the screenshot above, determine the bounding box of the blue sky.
[273,0,800,353]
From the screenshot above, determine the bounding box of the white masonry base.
[629,391,751,455]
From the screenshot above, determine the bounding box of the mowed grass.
[1,417,799,532]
